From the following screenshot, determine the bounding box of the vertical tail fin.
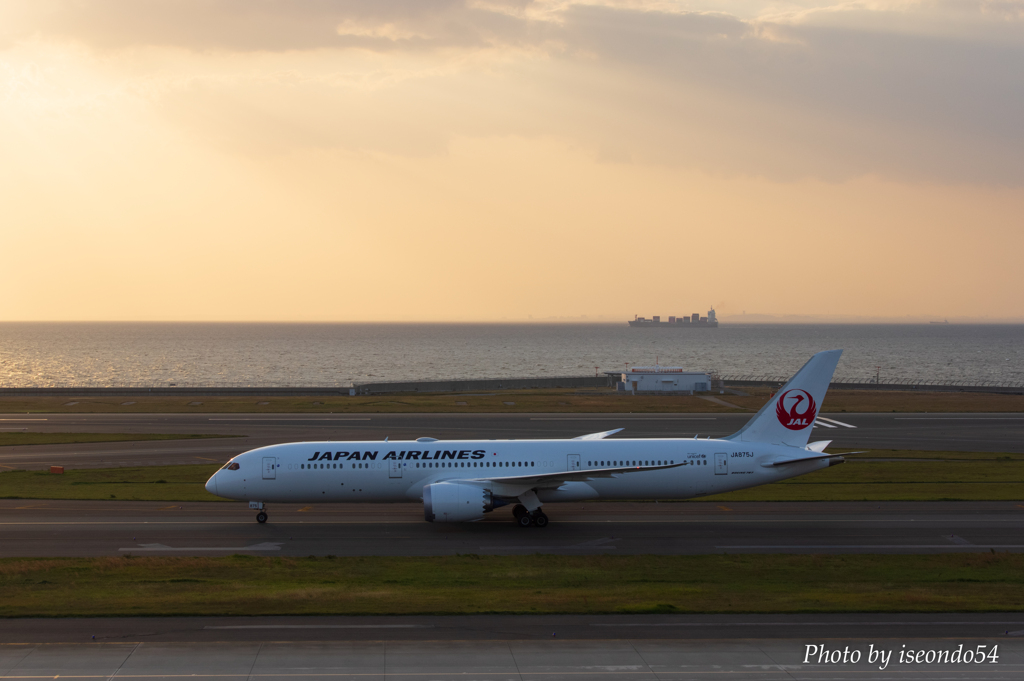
[726,349,842,448]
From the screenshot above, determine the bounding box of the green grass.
[1,553,1022,617]
[3,452,1022,502]
[0,464,225,501]
[0,433,236,447]
[703,454,1024,502]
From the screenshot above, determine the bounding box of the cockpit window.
[221,462,240,471]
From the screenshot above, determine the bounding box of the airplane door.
[567,454,581,471]
[690,453,709,496]
[389,460,403,478]
[714,452,728,475]
[262,457,277,480]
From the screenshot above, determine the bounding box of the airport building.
[617,366,711,393]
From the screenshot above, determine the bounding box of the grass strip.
[3,454,1023,502]
[0,465,224,502]
[0,433,236,447]
[2,554,1023,617]
[705,456,1024,502]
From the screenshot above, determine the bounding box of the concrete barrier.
[352,376,615,394]
[723,379,1023,394]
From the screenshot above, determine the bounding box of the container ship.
[629,308,718,327]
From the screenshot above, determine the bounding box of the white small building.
[620,366,711,393]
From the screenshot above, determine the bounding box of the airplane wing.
[461,461,684,492]
[572,428,624,441]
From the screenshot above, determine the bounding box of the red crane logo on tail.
[775,389,817,430]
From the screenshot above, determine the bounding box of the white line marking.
[0,419,47,421]
[482,536,619,551]
[119,542,282,552]
[719,545,1024,549]
[531,418,717,421]
[205,624,432,629]
[208,418,370,421]
[591,621,1024,627]
[816,417,857,428]
[6,517,1024,526]
[813,420,837,428]
[895,417,1024,420]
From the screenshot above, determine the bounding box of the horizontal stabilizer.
[765,450,865,467]
[573,428,624,441]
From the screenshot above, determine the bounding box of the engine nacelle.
[423,482,493,522]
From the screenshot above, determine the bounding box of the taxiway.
[1,412,1022,471]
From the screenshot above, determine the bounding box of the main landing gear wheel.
[516,511,549,527]
[256,511,268,524]
[512,504,527,520]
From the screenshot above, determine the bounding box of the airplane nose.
[205,474,218,496]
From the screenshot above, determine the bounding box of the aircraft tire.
[256,511,268,524]
[516,513,534,528]
[532,512,549,528]
[512,504,527,519]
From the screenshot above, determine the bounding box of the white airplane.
[205,350,847,526]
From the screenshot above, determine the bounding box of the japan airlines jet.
[205,350,846,526]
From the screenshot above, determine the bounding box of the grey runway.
[3,500,1023,557]
[1,412,1022,471]
[0,616,1021,680]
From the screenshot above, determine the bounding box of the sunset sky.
[2,1,1022,322]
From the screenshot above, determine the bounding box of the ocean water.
[0,322,1021,387]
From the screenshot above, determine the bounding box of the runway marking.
[480,537,618,551]
[120,542,282,552]
[14,505,49,509]
[719,544,1024,549]
[532,417,717,421]
[0,419,47,421]
[208,418,371,421]
[717,506,733,511]
[591,621,1024,627]
[813,420,837,428]
[894,417,1024,420]
[816,417,857,428]
[204,624,433,629]
[6,516,1024,526]
[193,457,222,462]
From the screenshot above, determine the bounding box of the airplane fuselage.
[206,437,830,506]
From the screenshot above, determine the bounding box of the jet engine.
[423,482,495,522]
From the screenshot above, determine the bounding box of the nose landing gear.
[250,501,268,523]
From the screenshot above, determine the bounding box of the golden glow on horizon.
[1,1,1023,322]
